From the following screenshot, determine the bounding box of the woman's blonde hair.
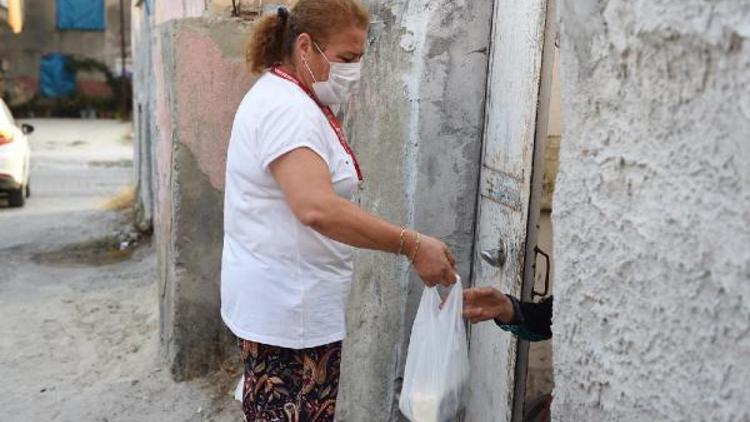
[246,0,370,74]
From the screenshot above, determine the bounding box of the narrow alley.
[2,0,748,421]
[0,119,241,422]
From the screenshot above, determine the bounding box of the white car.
[0,99,33,207]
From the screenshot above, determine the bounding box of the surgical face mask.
[302,41,362,106]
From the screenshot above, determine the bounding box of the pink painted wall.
[173,26,255,190]
[148,17,257,378]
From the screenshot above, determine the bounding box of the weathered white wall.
[131,0,154,231]
[553,1,750,420]
[337,1,490,419]
[153,0,205,25]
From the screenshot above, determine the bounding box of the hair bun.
[277,7,290,24]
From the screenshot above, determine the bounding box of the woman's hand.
[409,234,457,287]
[463,287,513,323]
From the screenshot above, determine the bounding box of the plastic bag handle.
[439,280,463,322]
[423,276,463,321]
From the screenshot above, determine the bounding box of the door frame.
[510,0,558,420]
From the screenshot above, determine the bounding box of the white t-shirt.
[221,72,359,349]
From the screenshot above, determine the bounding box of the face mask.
[302,41,362,106]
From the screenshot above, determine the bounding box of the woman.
[221,0,458,420]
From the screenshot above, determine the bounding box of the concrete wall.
[130,0,293,231]
[133,0,289,379]
[153,0,204,25]
[553,1,750,420]
[207,0,294,17]
[131,0,220,244]
[337,1,490,419]
[131,0,155,231]
[151,15,256,380]
[0,0,131,103]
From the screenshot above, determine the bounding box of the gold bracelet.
[410,232,422,264]
[397,227,407,256]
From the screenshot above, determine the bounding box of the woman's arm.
[270,147,457,286]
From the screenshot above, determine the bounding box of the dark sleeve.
[494,295,553,342]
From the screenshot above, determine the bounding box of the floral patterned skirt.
[238,338,343,422]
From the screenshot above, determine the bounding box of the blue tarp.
[56,0,105,31]
[40,53,77,98]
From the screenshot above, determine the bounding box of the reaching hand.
[462,287,513,323]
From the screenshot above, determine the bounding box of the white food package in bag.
[399,282,470,422]
[233,375,244,402]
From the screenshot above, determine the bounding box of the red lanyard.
[270,66,363,183]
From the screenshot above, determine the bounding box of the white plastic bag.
[399,282,470,422]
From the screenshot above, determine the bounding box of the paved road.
[0,119,240,422]
[0,118,133,250]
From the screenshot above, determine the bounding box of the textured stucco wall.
[553,1,750,420]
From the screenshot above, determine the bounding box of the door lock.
[480,241,506,268]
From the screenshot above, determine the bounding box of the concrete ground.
[0,119,242,422]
